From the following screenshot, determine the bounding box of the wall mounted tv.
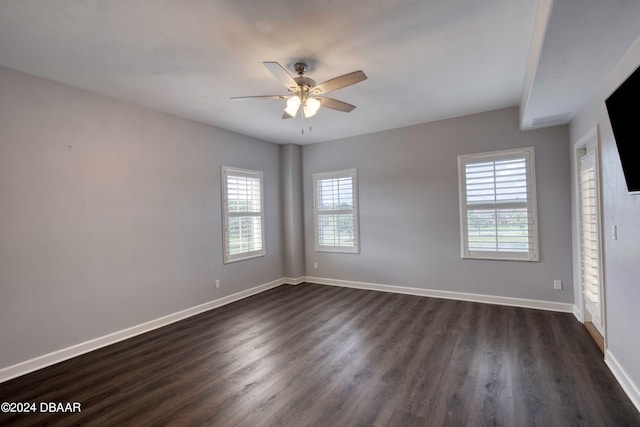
[605,63,640,194]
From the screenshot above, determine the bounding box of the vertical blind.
[313,169,359,253]
[222,167,264,263]
[458,148,538,261]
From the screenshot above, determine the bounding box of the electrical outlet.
[553,280,562,290]
[313,262,318,269]
[215,279,220,289]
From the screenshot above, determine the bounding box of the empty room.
[1,1,640,425]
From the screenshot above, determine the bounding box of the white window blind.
[313,169,360,253]
[580,152,601,327]
[222,166,265,263]
[458,147,539,261]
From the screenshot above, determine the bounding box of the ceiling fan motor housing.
[294,76,316,90]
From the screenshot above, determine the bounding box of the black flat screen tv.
[605,64,640,194]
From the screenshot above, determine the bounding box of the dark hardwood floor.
[1,283,639,426]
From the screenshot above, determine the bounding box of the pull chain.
[300,109,312,135]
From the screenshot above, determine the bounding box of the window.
[457,147,538,261]
[221,166,265,263]
[313,169,360,253]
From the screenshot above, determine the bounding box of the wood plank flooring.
[1,283,639,426]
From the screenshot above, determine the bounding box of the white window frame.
[457,147,539,262]
[313,168,360,254]
[221,166,265,264]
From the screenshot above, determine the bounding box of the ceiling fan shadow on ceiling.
[232,61,367,133]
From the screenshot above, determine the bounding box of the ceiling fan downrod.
[294,62,308,76]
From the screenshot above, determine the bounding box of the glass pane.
[228,216,262,255]
[317,177,353,210]
[318,213,355,247]
[467,208,530,253]
[496,209,530,252]
[465,157,527,204]
[467,210,498,251]
[227,175,261,213]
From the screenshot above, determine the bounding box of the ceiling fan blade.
[312,70,367,94]
[316,96,356,112]
[231,95,289,101]
[263,62,298,91]
[282,111,294,119]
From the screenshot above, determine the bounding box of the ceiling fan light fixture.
[233,61,367,126]
[303,97,321,118]
[285,95,301,117]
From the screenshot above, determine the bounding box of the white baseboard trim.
[282,276,305,285]
[605,350,640,412]
[572,304,583,322]
[0,277,292,384]
[304,276,574,313]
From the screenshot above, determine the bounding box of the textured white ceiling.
[0,1,639,144]
[520,0,640,130]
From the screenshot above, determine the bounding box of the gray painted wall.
[302,107,573,302]
[280,144,305,278]
[569,35,640,397]
[0,67,284,368]
[0,68,575,374]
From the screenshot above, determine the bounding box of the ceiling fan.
[232,61,367,120]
